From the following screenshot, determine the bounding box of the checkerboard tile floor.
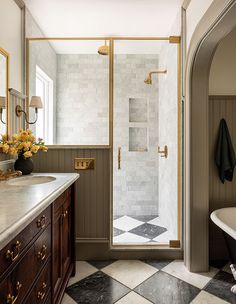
[113,215,169,244]
[62,260,236,304]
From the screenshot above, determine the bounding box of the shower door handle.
[158,145,168,158]
[118,147,121,170]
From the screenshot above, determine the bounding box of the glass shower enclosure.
[112,38,181,246]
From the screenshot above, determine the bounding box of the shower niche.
[129,127,148,152]
[129,98,148,123]
[129,97,148,152]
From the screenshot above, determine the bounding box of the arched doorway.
[185,0,236,272]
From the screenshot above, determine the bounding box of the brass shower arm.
[148,70,167,77]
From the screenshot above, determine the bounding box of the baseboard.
[76,241,183,260]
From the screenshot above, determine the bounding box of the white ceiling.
[24,0,182,38]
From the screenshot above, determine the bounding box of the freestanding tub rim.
[211,207,236,241]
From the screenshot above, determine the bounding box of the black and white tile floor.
[113,215,169,244]
[62,260,236,304]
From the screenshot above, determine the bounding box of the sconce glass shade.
[30,96,43,109]
[0,96,6,108]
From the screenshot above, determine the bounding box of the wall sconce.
[0,96,6,124]
[15,96,43,125]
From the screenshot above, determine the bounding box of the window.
[35,65,53,144]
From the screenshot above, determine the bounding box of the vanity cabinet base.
[0,184,75,304]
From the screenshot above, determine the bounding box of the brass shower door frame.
[26,37,182,250]
[110,37,182,250]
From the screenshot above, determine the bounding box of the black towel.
[215,118,236,183]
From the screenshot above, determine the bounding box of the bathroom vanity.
[0,173,79,304]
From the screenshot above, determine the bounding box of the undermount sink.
[7,175,56,186]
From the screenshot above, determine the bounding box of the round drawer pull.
[6,241,21,262]
[37,282,47,300]
[7,281,22,304]
[36,215,46,229]
[37,245,47,261]
[63,210,68,218]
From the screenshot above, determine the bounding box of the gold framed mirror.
[0,47,9,136]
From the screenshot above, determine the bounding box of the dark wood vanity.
[0,184,75,304]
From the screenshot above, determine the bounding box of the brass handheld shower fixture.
[144,70,167,85]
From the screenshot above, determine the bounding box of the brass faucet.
[0,169,22,181]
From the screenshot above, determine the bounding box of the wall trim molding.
[47,145,111,150]
[76,238,109,243]
[209,95,236,99]
[76,242,183,260]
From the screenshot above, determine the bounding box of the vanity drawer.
[0,225,51,304]
[24,260,51,304]
[0,206,51,277]
[34,224,51,272]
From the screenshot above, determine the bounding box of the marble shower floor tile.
[204,270,236,304]
[102,260,158,289]
[129,223,167,240]
[130,215,158,222]
[67,261,97,287]
[115,291,153,304]
[153,230,176,243]
[134,271,200,304]
[113,216,144,231]
[162,260,218,289]
[191,290,231,304]
[113,227,126,237]
[113,232,150,244]
[66,271,130,304]
[147,216,166,226]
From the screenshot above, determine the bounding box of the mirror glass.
[0,49,8,135]
[28,39,110,145]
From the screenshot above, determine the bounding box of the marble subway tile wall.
[113,54,159,217]
[56,55,109,145]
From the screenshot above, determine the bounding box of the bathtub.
[211,208,236,293]
[211,208,236,264]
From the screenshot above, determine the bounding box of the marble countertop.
[0,172,80,251]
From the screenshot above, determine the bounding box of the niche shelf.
[129,98,148,123]
[129,127,148,152]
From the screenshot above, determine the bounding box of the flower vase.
[14,156,34,175]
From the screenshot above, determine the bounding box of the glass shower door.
[112,39,180,246]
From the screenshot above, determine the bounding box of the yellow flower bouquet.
[0,129,48,175]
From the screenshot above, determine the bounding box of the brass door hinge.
[169,36,181,44]
[169,240,181,248]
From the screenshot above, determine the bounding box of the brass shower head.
[144,70,167,85]
[98,40,109,55]
[144,75,152,85]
